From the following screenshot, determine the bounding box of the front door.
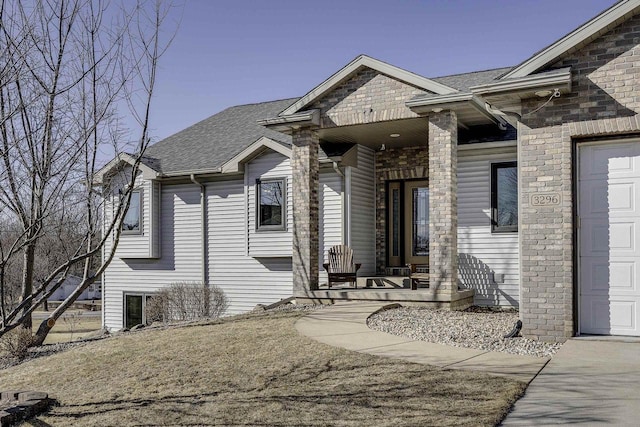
[387,180,429,267]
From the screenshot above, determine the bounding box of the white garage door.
[579,141,640,336]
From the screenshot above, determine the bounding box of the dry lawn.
[42,312,102,344]
[0,310,526,426]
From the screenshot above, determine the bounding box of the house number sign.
[530,192,561,206]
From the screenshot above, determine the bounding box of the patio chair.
[407,263,429,290]
[323,245,361,288]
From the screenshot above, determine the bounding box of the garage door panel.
[579,142,640,336]
[580,219,640,256]
[580,297,637,335]
[581,258,636,293]
[580,143,639,180]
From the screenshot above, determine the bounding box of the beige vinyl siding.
[247,150,293,257]
[208,179,292,315]
[349,145,376,275]
[319,171,343,285]
[457,147,519,307]
[103,183,203,330]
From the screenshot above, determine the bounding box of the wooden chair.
[407,263,429,290]
[323,245,361,288]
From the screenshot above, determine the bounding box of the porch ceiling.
[317,106,503,149]
[318,118,428,149]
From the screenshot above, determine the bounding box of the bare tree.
[0,0,175,345]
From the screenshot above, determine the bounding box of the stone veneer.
[309,69,430,128]
[291,128,320,295]
[428,111,459,293]
[518,13,640,342]
[374,145,429,273]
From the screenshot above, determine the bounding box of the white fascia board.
[279,55,458,116]
[257,109,320,131]
[93,153,159,184]
[503,0,640,79]
[407,93,506,126]
[406,92,474,111]
[470,68,572,96]
[220,137,292,174]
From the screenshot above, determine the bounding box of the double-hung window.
[256,178,286,231]
[491,162,518,233]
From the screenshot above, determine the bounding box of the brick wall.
[374,145,429,273]
[519,13,640,341]
[310,69,430,128]
[428,111,458,293]
[291,128,320,294]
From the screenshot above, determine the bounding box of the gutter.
[190,174,208,285]
[470,67,572,96]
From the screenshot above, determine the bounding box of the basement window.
[124,293,155,329]
[256,178,286,231]
[491,162,518,233]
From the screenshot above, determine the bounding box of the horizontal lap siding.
[457,148,519,307]
[114,173,152,258]
[103,184,203,330]
[319,172,343,285]
[350,146,376,275]
[247,151,293,257]
[208,179,292,314]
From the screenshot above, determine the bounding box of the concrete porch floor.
[300,276,475,309]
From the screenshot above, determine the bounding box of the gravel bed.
[367,306,562,358]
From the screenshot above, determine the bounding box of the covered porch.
[259,55,512,309]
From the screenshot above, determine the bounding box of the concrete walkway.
[295,301,549,383]
[502,338,640,426]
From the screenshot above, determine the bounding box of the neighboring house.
[47,275,102,302]
[97,0,640,341]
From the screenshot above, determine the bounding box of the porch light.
[534,89,552,97]
[389,133,400,138]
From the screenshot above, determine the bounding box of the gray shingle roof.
[430,66,513,92]
[142,66,517,177]
[144,98,297,174]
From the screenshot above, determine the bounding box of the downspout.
[190,174,208,286]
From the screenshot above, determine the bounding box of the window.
[124,293,154,329]
[491,162,518,232]
[256,178,286,231]
[122,190,142,233]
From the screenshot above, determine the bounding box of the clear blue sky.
[147,0,617,142]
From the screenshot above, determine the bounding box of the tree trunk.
[31,275,98,346]
[20,243,35,329]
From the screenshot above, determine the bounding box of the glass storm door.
[405,181,429,265]
[387,180,430,266]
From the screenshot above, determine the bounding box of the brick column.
[291,127,320,294]
[428,111,458,294]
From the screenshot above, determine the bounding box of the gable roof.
[94,152,160,184]
[279,55,458,116]
[143,98,297,175]
[502,0,640,79]
[430,67,513,92]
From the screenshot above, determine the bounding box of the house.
[46,275,102,302]
[97,0,640,341]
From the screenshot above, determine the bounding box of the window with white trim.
[256,178,286,231]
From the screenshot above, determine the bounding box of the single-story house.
[97,0,640,341]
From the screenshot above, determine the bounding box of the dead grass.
[43,312,102,344]
[0,310,526,426]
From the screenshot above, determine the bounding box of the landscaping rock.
[367,306,562,358]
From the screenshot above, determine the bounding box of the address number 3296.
[530,193,561,206]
